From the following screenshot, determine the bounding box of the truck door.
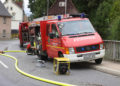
[46,23,61,58]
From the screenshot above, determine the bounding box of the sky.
[0,0,32,16]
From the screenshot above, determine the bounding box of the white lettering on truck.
[74,37,95,42]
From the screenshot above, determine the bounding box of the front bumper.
[63,49,105,63]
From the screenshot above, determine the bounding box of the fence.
[104,40,120,61]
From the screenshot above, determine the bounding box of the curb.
[92,65,120,76]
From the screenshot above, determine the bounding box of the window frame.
[2,29,6,37]
[3,17,7,24]
[11,7,13,10]
[51,23,60,38]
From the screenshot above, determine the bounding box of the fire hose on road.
[0,50,76,86]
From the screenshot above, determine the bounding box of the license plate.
[83,53,95,61]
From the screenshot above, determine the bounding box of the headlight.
[100,44,104,49]
[69,48,75,54]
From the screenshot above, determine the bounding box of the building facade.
[0,1,11,39]
[4,0,23,33]
[48,0,79,15]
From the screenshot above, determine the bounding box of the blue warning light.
[81,47,85,51]
[92,46,96,49]
[80,13,86,18]
[58,16,61,21]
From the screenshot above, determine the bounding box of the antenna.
[47,0,49,16]
[65,0,67,15]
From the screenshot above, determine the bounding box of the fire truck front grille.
[76,44,99,52]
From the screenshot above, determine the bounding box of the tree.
[29,0,55,18]
[109,0,120,40]
[109,17,120,40]
[109,0,120,22]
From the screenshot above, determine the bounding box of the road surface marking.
[0,60,8,69]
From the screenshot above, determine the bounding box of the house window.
[3,30,6,37]
[12,12,16,20]
[11,7,13,10]
[59,2,65,7]
[3,17,6,24]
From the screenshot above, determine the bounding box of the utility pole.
[65,0,67,15]
[47,0,49,16]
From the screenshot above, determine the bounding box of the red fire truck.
[19,14,105,64]
[19,22,29,47]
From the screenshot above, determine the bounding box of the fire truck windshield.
[58,20,95,36]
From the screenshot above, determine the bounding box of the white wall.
[11,20,20,30]
[4,0,23,30]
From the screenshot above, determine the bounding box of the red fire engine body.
[19,15,105,64]
[19,22,29,47]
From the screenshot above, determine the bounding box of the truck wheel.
[58,52,64,57]
[95,58,103,64]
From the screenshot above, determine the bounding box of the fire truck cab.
[39,14,105,64]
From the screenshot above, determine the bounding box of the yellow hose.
[4,50,26,53]
[0,51,76,86]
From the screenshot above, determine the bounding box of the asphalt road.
[0,39,120,86]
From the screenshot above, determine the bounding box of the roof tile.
[0,1,11,17]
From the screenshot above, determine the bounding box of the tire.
[58,52,64,57]
[95,58,103,64]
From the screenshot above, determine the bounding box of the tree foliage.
[29,0,55,18]
[108,0,120,40]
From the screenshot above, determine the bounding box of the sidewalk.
[92,61,120,76]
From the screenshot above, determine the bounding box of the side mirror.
[49,33,56,39]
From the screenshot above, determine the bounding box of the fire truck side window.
[46,24,50,36]
[52,24,59,38]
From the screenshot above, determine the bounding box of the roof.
[4,0,23,9]
[15,1,23,8]
[0,1,11,17]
